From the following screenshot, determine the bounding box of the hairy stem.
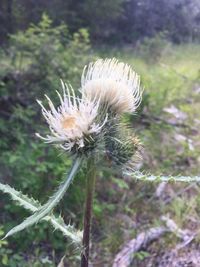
[81,157,96,267]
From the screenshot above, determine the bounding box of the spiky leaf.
[0,183,82,246]
[126,171,200,183]
[3,156,82,239]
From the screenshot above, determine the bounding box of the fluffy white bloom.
[81,58,142,114]
[36,81,107,152]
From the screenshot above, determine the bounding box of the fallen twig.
[164,183,198,204]
[113,216,195,267]
[161,215,195,250]
[154,182,167,198]
[161,216,191,241]
[112,227,168,267]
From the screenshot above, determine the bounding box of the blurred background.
[0,0,200,266]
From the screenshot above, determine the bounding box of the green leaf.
[0,157,83,244]
[2,254,8,265]
[0,183,82,246]
[128,171,200,182]
[0,183,41,212]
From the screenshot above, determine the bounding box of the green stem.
[81,157,96,267]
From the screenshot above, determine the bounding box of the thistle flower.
[81,58,142,114]
[36,81,107,153]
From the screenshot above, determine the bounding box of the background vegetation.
[0,1,200,266]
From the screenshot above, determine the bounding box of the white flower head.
[81,58,142,114]
[36,81,107,153]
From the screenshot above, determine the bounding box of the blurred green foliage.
[139,32,170,63]
[0,0,199,45]
[1,13,91,101]
[0,14,93,264]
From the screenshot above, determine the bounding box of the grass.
[89,43,200,266]
[97,43,200,171]
[98,43,200,112]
